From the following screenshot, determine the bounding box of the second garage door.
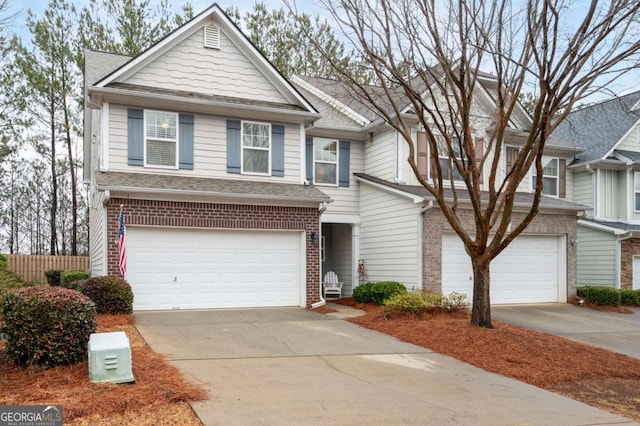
[441,234,564,304]
[125,227,304,310]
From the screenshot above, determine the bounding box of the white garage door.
[125,227,303,310]
[441,235,564,304]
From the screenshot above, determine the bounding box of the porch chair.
[323,271,343,299]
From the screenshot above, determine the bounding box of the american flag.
[117,209,127,275]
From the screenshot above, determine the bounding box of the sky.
[6,0,640,103]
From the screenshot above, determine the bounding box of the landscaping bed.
[0,314,206,424]
[333,298,640,422]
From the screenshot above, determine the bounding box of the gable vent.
[204,24,220,49]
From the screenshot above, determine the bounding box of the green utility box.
[88,331,134,384]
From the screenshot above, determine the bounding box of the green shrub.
[620,289,640,306]
[44,270,62,286]
[421,289,444,306]
[353,281,407,305]
[60,270,89,287]
[0,253,7,271]
[577,286,621,307]
[0,270,40,313]
[82,276,134,314]
[383,292,428,318]
[441,292,469,311]
[62,278,89,293]
[1,286,96,368]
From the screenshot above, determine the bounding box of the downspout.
[585,164,596,218]
[311,202,328,309]
[417,200,434,289]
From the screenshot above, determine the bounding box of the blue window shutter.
[179,114,194,170]
[305,136,314,183]
[271,124,285,176]
[339,141,351,187]
[127,108,144,166]
[227,120,241,174]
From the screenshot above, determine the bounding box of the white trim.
[602,117,640,159]
[558,236,568,303]
[300,124,306,184]
[596,168,601,218]
[300,230,307,307]
[101,203,108,276]
[351,224,360,291]
[100,103,109,171]
[577,219,628,235]
[396,131,404,182]
[321,214,361,224]
[241,120,271,176]
[628,168,634,221]
[291,75,369,126]
[531,156,560,198]
[355,175,424,203]
[634,171,640,213]
[95,5,318,114]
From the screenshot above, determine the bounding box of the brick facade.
[620,238,640,290]
[106,197,321,307]
[422,207,578,300]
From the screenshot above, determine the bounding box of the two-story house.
[553,90,640,290]
[293,75,585,305]
[85,3,586,311]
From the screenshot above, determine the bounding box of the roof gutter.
[97,185,332,204]
[88,86,322,120]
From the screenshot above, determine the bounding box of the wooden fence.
[5,254,90,283]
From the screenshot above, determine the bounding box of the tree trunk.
[470,257,494,328]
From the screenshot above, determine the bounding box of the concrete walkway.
[493,304,640,359]
[135,307,638,426]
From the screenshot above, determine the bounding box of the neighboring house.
[85,3,586,311]
[552,90,640,290]
[292,75,586,305]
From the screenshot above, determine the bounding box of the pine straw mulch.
[0,314,207,425]
[332,298,640,422]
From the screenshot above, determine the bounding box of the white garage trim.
[442,234,567,304]
[125,226,306,310]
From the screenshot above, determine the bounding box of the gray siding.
[124,27,289,104]
[365,129,397,181]
[573,171,593,217]
[321,141,363,216]
[615,124,640,151]
[359,183,420,289]
[89,188,107,276]
[108,104,302,183]
[577,225,617,287]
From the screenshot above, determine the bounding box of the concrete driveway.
[493,304,640,359]
[135,307,638,426]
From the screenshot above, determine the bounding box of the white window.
[532,157,559,196]
[145,110,178,168]
[242,121,271,174]
[634,171,640,212]
[314,139,338,185]
[436,135,463,182]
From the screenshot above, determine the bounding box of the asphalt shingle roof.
[586,219,640,232]
[551,91,640,164]
[84,50,132,86]
[95,172,331,203]
[354,173,588,211]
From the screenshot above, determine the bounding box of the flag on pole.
[117,209,127,275]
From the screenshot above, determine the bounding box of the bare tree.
[296,0,640,327]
